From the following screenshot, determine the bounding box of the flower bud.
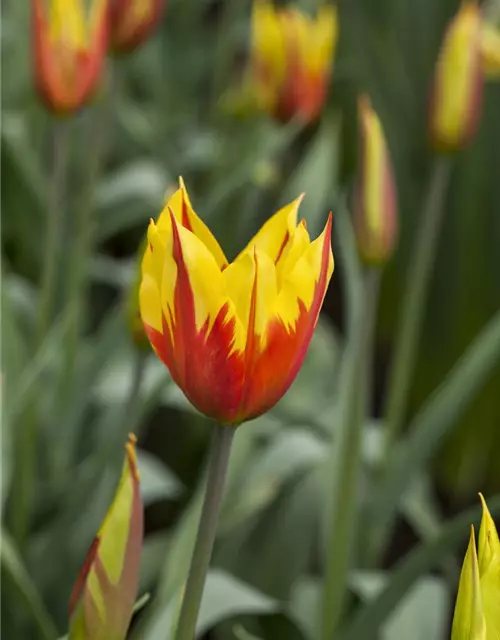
[69,435,143,640]
[109,0,165,53]
[32,0,108,115]
[429,2,484,152]
[451,494,500,640]
[353,95,398,266]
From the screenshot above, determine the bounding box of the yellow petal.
[479,549,500,638]
[252,0,286,107]
[50,0,87,48]
[451,526,487,640]
[237,195,304,264]
[481,22,500,78]
[275,219,310,289]
[308,4,338,76]
[275,215,333,330]
[478,493,500,575]
[156,179,228,269]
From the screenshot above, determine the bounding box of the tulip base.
[174,423,235,640]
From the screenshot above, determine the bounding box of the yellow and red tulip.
[250,0,338,124]
[451,494,500,640]
[69,435,143,640]
[354,95,398,266]
[109,0,165,53]
[139,178,333,425]
[33,0,108,115]
[481,21,500,78]
[429,1,484,152]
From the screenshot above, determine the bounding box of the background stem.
[175,424,235,640]
[35,120,69,348]
[383,157,452,459]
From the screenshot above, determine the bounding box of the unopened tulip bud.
[354,95,398,266]
[69,435,143,640]
[110,0,165,53]
[481,22,500,78]
[429,2,484,152]
[250,1,338,124]
[32,0,108,115]
[451,495,500,640]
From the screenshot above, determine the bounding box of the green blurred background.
[2,0,500,638]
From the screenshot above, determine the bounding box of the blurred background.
[2,0,500,638]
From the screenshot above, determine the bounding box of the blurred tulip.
[429,1,483,152]
[69,435,143,640]
[354,95,398,266]
[481,22,500,78]
[451,495,500,640]
[109,0,164,53]
[140,177,333,425]
[33,0,108,114]
[250,0,338,124]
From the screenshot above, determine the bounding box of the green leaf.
[1,531,59,640]
[141,570,279,640]
[341,497,500,640]
[137,450,183,504]
[371,309,500,550]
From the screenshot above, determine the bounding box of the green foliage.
[2,0,500,638]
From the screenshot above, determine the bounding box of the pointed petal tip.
[125,433,140,482]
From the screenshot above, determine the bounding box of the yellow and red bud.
[429,1,484,152]
[250,0,338,124]
[109,0,165,53]
[32,0,108,115]
[69,435,143,640]
[451,495,500,640]
[354,95,398,266]
[139,177,334,425]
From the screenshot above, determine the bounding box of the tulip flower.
[69,435,143,640]
[429,1,483,152]
[451,494,500,640]
[139,178,333,425]
[353,95,398,266]
[109,0,165,53]
[32,0,108,114]
[481,21,500,78]
[250,0,338,123]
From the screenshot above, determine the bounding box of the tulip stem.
[175,424,235,640]
[382,157,452,461]
[35,119,69,348]
[321,264,381,640]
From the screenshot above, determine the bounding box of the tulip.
[451,494,500,640]
[353,95,398,266]
[69,434,143,640]
[32,0,108,114]
[429,1,483,152]
[250,0,338,123]
[109,0,165,53]
[481,22,500,78]
[139,178,333,425]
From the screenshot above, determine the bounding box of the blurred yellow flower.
[451,494,500,640]
[481,21,500,78]
[429,1,483,152]
[250,0,338,124]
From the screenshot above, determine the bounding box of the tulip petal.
[156,179,228,269]
[69,435,143,640]
[479,551,500,637]
[144,212,246,422]
[478,493,500,575]
[238,195,304,265]
[252,0,287,107]
[481,22,500,78]
[451,526,487,640]
[238,214,333,419]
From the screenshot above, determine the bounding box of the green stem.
[321,266,382,640]
[35,120,69,348]
[175,424,235,640]
[383,156,452,459]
